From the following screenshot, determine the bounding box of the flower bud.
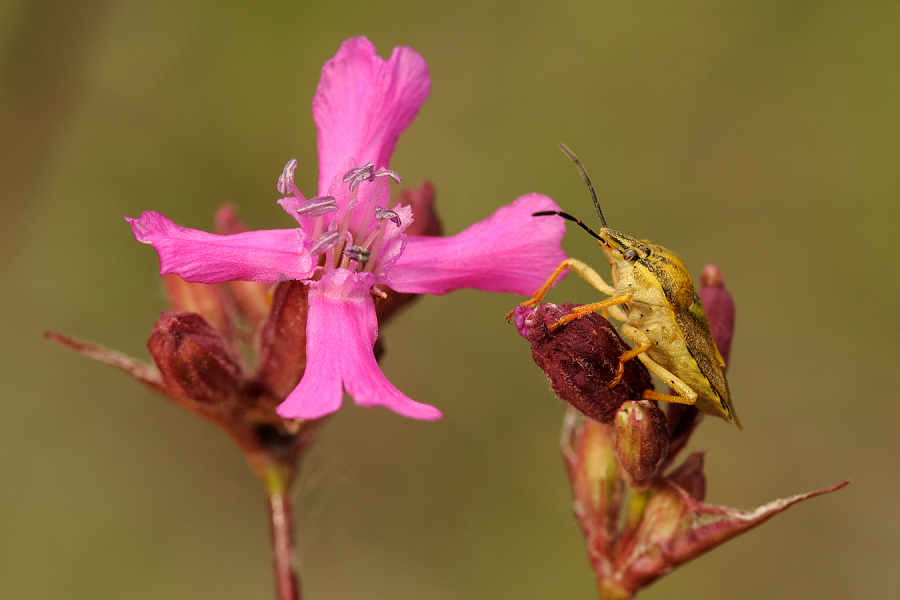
[614,400,669,489]
[662,403,702,470]
[398,180,442,237]
[161,274,232,338]
[525,303,653,424]
[698,264,735,367]
[148,311,243,406]
[253,281,309,399]
[561,409,623,560]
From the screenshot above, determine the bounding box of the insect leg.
[604,337,650,387]
[566,258,615,296]
[567,259,628,321]
[612,326,698,406]
[641,387,696,405]
[549,294,631,332]
[506,258,626,322]
[506,260,572,321]
[632,348,698,406]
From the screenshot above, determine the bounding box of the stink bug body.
[512,144,741,428]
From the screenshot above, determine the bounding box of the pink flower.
[127,37,567,421]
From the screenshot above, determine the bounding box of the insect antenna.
[532,210,602,240]
[558,143,607,228]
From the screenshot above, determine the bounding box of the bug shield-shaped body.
[600,228,741,427]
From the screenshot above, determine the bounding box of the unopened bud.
[561,409,624,552]
[161,274,232,337]
[397,180,441,237]
[148,311,243,405]
[614,400,669,489]
[698,264,735,367]
[663,403,702,470]
[254,281,309,399]
[525,303,653,424]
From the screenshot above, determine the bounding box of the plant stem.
[264,464,300,600]
[599,580,634,600]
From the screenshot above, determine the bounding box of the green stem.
[618,488,650,550]
[264,464,301,600]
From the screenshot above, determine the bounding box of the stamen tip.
[278,158,298,194]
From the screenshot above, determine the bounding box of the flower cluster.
[513,265,847,599]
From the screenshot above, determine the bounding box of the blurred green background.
[2,1,898,598]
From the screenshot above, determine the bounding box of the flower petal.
[127,211,315,283]
[276,269,441,421]
[313,37,430,195]
[383,193,568,295]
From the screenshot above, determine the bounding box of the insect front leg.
[506,258,627,322]
[550,294,631,332]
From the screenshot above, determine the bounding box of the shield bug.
[511,144,741,428]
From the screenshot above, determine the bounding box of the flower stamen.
[343,163,375,191]
[277,158,298,195]
[343,245,371,264]
[310,230,342,255]
[371,168,402,184]
[375,206,402,228]
[297,196,338,217]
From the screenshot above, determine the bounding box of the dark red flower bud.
[253,281,309,399]
[148,311,243,406]
[398,180,441,237]
[662,403,702,470]
[525,303,654,424]
[213,204,249,236]
[161,274,233,339]
[698,264,735,367]
[614,401,669,489]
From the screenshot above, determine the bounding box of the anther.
[342,163,375,191]
[343,245,371,264]
[371,168,402,184]
[310,231,342,255]
[297,196,338,217]
[375,206,402,228]
[277,158,298,195]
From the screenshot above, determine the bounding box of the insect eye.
[623,248,639,261]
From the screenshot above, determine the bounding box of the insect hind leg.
[635,353,698,405]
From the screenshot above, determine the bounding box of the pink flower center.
[278,159,404,280]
